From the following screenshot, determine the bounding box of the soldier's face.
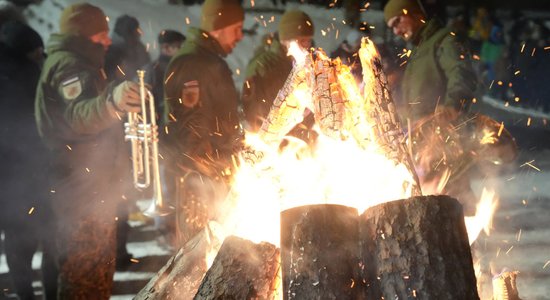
[89,31,112,50]
[217,21,244,54]
[388,14,421,41]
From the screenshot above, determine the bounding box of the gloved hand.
[112,81,142,113]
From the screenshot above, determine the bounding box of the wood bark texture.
[280,204,361,300]
[135,229,216,300]
[194,236,280,300]
[359,195,479,300]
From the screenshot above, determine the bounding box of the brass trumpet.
[124,70,172,217]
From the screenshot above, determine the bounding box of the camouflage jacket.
[242,37,293,131]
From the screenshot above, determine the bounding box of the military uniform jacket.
[242,38,293,131]
[402,19,477,123]
[35,34,128,220]
[163,27,241,179]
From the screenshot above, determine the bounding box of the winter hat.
[59,3,108,37]
[278,10,314,41]
[200,0,244,32]
[0,20,43,55]
[158,29,185,44]
[114,15,140,38]
[0,1,25,28]
[384,0,424,24]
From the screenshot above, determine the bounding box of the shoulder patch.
[181,80,200,108]
[61,76,82,101]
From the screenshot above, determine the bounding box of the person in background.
[480,23,507,98]
[162,0,245,247]
[34,3,144,298]
[242,9,315,138]
[468,6,492,55]
[104,14,151,83]
[144,29,185,122]
[384,0,478,214]
[104,14,153,269]
[0,20,57,300]
[331,28,368,82]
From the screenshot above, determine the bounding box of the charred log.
[359,195,479,299]
[135,228,220,300]
[280,204,361,300]
[194,236,280,300]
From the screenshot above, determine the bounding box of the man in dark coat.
[0,20,57,300]
[104,14,151,83]
[242,9,315,139]
[34,3,143,298]
[144,29,185,122]
[162,0,244,246]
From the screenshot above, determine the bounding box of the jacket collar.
[46,34,105,68]
[186,27,227,58]
[412,18,443,46]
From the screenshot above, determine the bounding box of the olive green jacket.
[35,34,128,220]
[162,27,241,178]
[242,37,293,131]
[402,19,477,123]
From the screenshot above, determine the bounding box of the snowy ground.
[1,0,549,299]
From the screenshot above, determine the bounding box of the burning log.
[359,195,479,299]
[194,236,280,299]
[259,45,313,145]
[493,271,522,300]
[359,39,421,195]
[135,227,221,300]
[280,204,361,300]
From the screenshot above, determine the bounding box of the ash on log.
[135,228,218,300]
[280,204,361,300]
[194,236,280,300]
[359,195,479,299]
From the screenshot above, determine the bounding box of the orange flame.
[465,188,498,245]
[218,40,415,247]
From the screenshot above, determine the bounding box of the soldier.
[242,10,315,139]
[162,0,244,246]
[384,0,479,214]
[384,0,477,124]
[34,3,143,298]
